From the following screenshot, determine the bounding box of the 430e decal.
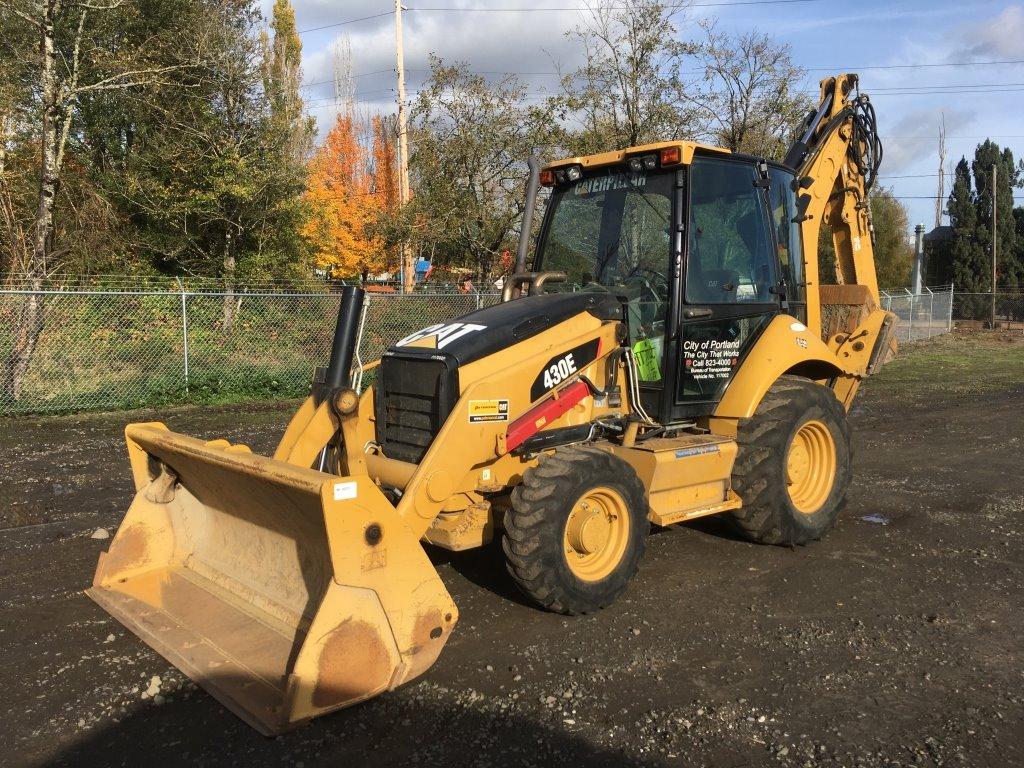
[530,339,600,401]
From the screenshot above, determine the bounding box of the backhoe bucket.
[87,422,458,735]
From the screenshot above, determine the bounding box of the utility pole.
[991,162,997,330]
[394,0,413,293]
[935,114,946,228]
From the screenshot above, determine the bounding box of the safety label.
[333,481,358,501]
[468,399,510,423]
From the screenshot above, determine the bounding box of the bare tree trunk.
[3,0,59,400]
[222,227,236,332]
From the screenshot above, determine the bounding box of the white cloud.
[292,2,592,122]
[880,107,973,174]
[951,4,1024,60]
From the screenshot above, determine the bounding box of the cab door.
[668,155,782,421]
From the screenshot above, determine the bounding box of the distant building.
[923,225,955,286]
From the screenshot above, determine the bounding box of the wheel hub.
[566,503,612,555]
[786,419,837,514]
[563,487,630,581]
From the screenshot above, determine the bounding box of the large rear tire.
[729,376,851,545]
[503,446,649,615]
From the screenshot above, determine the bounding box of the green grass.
[862,330,1024,402]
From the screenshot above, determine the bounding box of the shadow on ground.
[50,691,658,768]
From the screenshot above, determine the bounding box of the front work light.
[565,165,583,182]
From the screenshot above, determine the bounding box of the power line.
[297,11,393,34]
[887,135,1024,139]
[870,87,1024,96]
[890,195,1024,200]
[870,82,1024,91]
[407,0,822,8]
[803,59,1024,72]
[294,0,825,34]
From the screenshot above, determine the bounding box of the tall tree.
[115,0,310,335]
[0,0,186,398]
[971,140,1022,292]
[302,112,385,278]
[262,0,313,163]
[686,22,811,159]
[947,157,988,300]
[371,115,399,215]
[399,59,559,281]
[869,188,913,289]
[553,0,697,154]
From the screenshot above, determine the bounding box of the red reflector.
[538,169,555,186]
[505,381,590,452]
[660,146,681,165]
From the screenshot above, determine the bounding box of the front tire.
[503,446,649,614]
[729,376,851,545]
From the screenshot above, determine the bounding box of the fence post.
[947,284,954,332]
[176,277,190,393]
[926,287,934,339]
[905,289,914,342]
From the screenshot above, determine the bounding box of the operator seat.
[691,268,739,302]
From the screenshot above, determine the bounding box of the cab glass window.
[538,169,673,383]
[685,158,777,304]
[767,166,805,306]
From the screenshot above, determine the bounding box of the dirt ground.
[1,330,1022,768]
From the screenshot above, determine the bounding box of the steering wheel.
[624,266,669,327]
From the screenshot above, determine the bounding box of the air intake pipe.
[514,155,541,276]
[317,285,365,403]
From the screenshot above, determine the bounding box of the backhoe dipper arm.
[786,73,883,337]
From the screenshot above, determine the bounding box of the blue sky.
[278,0,1024,232]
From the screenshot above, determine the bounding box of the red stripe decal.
[505,380,590,452]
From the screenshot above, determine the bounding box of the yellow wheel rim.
[563,486,631,581]
[786,419,837,514]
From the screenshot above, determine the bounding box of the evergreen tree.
[948,157,988,297]
[971,141,1022,291]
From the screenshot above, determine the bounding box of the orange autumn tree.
[303,113,385,278]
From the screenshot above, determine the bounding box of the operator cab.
[533,143,806,424]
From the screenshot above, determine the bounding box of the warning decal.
[468,399,510,423]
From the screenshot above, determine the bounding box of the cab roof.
[543,140,731,172]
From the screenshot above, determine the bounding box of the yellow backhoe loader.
[88,73,896,734]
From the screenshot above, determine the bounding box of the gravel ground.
[1,332,1021,767]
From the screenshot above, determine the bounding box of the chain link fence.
[950,292,1024,329]
[879,285,954,343]
[0,281,965,417]
[0,286,498,416]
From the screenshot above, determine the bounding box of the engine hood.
[385,291,622,366]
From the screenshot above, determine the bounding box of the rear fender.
[713,315,845,420]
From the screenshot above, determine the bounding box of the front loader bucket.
[87,423,458,735]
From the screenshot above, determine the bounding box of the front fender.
[713,315,845,420]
